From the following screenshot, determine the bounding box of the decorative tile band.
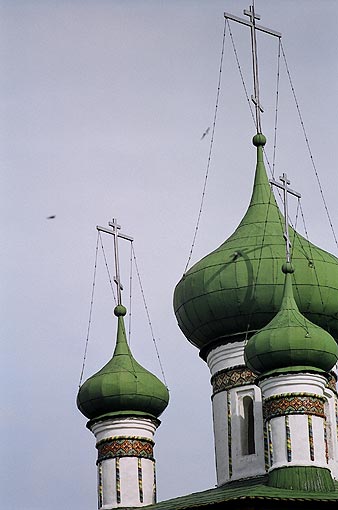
[138,458,143,503]
[264,423,269,471]
[227,390,232,477]
[263,393,326,421]
[98,462,103,509]
[335,398,338,442]
[285,415,292,462]
[116,457,121,504]
[268,421,273,467]
[326,372,338,394]
[153,461,157,503]
[308,415,314,461]
[211,366,256,395]
[324,419,329,464]
[96,436,154,463]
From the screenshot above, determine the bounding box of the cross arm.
[224,11,281,38]
[269,178,302,199]
[97,224,134,242]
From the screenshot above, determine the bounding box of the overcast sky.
[1,1,338,509]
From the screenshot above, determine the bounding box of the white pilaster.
[324,386,338,479]
[90,417,158,509]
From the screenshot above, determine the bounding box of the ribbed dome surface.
[174,135,338,353]
[77,305,169,421]
[244,264,338,375]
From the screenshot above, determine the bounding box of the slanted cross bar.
[269,173,301,264]
[97,218,133,305]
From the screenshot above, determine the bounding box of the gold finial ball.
[252,133,267,147]
[114,304,127,317]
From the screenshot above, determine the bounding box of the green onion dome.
[77,305,169,422]
[174,134,338,355]
[244,263,338,375]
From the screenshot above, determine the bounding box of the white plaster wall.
[289,415,311,465]
[312,415,327,466]
[269,416,286,468]
[260,374,329,472]
[91,417,157,442]
[330,365,338,480]
[290,414,326,467]
[212,391,229,485]
[324,389,338,479]
[268,414,327,470]
[207,342,245,376]
[211,383,266,485]
[139,458,155,505]
[230,385,265,481]
[101,458,116,510]
[120,457,139,507]
[260,373,327,399]
[99,457,155,509]
[207,343,266,484]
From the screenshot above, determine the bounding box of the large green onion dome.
[77,305,169,423]
[174,134,338,355]
[244,263,338,375]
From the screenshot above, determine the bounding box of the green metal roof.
[244,263,338,374]
[268,466,334,492]
[140,475,338,510]
[77,305,169,421]
[174,134,338,353]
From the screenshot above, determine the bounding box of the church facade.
[77,132,338,510]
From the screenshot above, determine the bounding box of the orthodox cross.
[224,4,281,133]
[269,173,301,264]
[97,218,133,305]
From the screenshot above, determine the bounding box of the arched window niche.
[241,395,255,455]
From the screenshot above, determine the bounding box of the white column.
[260,373,329,472]
[90,417,158,509]
[207,343,266,484]
[324,370,338,480]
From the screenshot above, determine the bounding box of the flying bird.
[46,215,56,219]
[201,127,210,140]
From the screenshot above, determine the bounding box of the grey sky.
[1,1,338,509]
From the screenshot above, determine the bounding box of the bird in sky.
[46,215,56,219]
[201,127,210,140]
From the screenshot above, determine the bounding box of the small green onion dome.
[174,134,338,355]
[244,263,338,375]
[77,305,169,422]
